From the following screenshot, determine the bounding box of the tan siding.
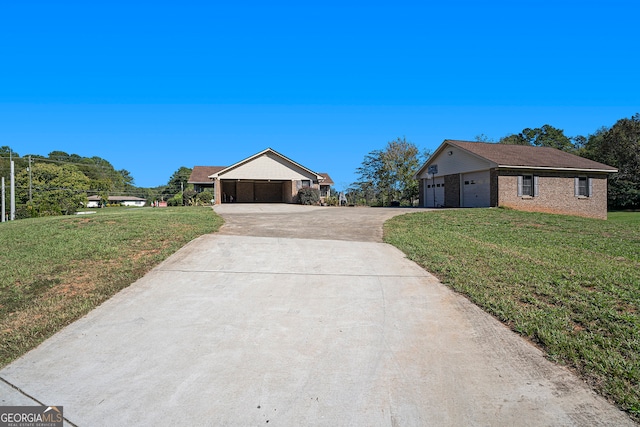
[222,153,317,180]
[418,146,492,179]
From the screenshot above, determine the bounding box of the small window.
[518,175,538,197]
[578,177,588,196]
[575,177,592,197]
[522,175,533,196]
[301,180,311,188]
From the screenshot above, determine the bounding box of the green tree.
[522,125,575,151]
[354,137,424,206]
[583,114,640,209]
[498,134,529,145]
[17,162,91,216]
[163,167,193,200]
[499,125,575,152]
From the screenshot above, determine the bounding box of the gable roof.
[318,173,334,185]
[188,166,226,183]
[418,140,617,175]
[208,148,323,180]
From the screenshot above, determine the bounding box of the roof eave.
[498,165,618,173]
[209,147,323,180]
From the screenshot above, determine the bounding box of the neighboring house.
[318,173,334,200]
[188,166,226,193]
[87,195,147,208]
[415,140,618,219]
[188,148,333,204]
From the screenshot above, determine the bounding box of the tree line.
[0,148,145,217]
[350,113,640,210]
[0,148,214,219]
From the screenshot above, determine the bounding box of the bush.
[195,190,214,206]
[167,193,183,206]
[297,187,320,205]
[326,196,339,206]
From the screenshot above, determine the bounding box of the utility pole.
[28,155,32,202]
[10,160,15,220]
[1,177,5,222]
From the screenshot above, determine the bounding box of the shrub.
[195,190,214,206]
[326,196,339,206]
[297,187,320,205]
[167,193,183,206]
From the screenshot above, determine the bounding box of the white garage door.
[461,171,490,208]
[425,177,445,208]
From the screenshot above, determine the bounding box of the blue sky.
[1,0,638,190]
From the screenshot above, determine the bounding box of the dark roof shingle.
[318,173,334,185]
[447,140,617,171]
[188,166,227,183]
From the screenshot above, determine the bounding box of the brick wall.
[498,170,609,219]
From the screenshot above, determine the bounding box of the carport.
[209,148,323,204]
[221,180,293,203]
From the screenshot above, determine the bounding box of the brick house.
[188,148,333,204]
[415,140,618,219]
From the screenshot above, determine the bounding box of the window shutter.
[574,177,579,196]
[517,176,523,196]
[533,176,539,197]
[588,178,593,197]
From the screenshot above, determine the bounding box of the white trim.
[499,165,617,173]
[209,148,323,180]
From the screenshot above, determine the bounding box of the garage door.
[425,177,445,207]
[461,171,490,208]
[236,182,254,203]
[254,182,283,202]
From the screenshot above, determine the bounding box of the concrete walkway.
[0,205,635,426]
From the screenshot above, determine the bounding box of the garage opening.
[221,180,286,203]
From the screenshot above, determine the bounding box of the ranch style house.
[188,148,333,204]
[415,140,618,219]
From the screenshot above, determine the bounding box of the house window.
[518,175,539,197]
[522,175,533,196]
[301,180,311,188]
[575,177,592,197]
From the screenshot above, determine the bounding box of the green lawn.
[384,209,640,419]
[0,207,223,367]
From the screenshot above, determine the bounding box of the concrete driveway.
[0,204,635,426]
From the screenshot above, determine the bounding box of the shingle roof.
[318,173,334,185]
[188,166,226,183]
[446,140,617,172]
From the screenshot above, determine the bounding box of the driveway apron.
[0,205,635,426]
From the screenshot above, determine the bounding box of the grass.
[0,207,223,367]
[384,209,640,420]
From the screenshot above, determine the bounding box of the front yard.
[0,207,223,367]
[384,209,639,420]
